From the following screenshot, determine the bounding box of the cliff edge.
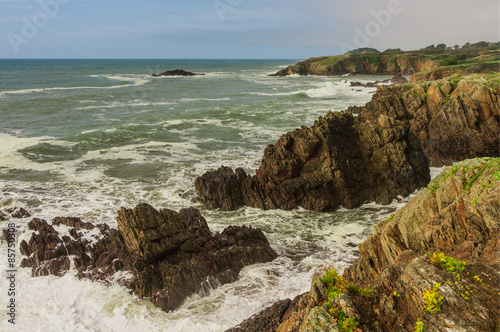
[227,157,500,332]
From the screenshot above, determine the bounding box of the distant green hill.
[271,42,500,81]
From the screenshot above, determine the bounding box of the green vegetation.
[384,214,395,224]
[427,158,499,201]
[346,47,380,55]
[414,318,425,332]
[327,307,360,332]
[440,55,458,66]
[320,269,372,299]
[319,269,370,332]
[423,283,444,314]
[429,252,466,278]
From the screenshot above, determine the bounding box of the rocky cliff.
[271,54,438,77]
[196,75,499,213]
[196,109,430,212]
[227,157,500,332]
[19,203,277,312]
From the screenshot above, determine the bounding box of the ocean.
[0,59,428,331]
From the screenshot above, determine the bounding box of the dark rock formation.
[0,207,31,220]
[197,107,430,212]
[20,204,277,312]
[2,207,31,241]
[152,69,204,77]
[227,299,293,332]
[20,218,85,276]
[227,158,500,332]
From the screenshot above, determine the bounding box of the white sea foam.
[305,81,367,98]
[0,75,149,98]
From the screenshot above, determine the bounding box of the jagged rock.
[19,218,88,277]
[344,157,500,284]
[197,110,430,212]
[232,158,499,332]
[151,69,204,77]
[363,76,499,166]
[226,299,292,332]
[5,207,31,218]
[110,204,277,312]
[0,209,7,221]
[52,216,94,230]
[19,204,277,313]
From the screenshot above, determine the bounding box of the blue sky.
[0,0,499,59]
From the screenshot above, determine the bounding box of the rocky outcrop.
[362,75,499,166]
[151,69,204,77]
[20,204,277,312]
[0,207,31,221]
[196,75,498,212]
[196,103,430,212]
[270,54,438,77]
[228,158,500,332]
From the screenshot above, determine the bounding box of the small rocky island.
[151,69,205,77]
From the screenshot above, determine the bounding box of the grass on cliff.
[429,252,466,278]
[426,158,500,197]
[319,269,370,332]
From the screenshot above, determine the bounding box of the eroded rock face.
[363,77,500,166]
[229,158,500,332]
[20,203,277,312]
[197,110,430,212]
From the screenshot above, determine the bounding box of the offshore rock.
[228,158,500,331]
[151,69,204,77]
[19,204,277,312]
[197,109,430,212]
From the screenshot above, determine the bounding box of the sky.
[0,0,499,59]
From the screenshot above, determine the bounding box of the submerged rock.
[228,158,500,331]
[151,69,204,77]
[20,203,277,312]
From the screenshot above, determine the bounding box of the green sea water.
[0,59,411,331]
